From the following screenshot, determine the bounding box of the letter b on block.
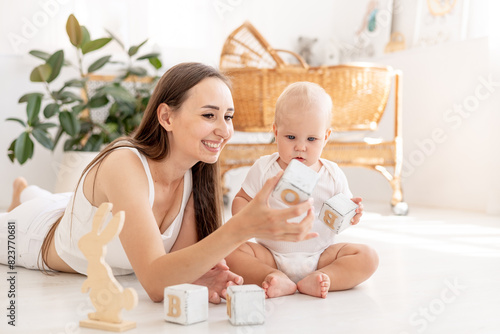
[166,295,181,317]
[323,209,338,229]
[164,284,208,325]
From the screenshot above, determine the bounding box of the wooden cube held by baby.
[164,284,208,325]
[320,193,358,234]
[272,159,319,206]
[226,285,265,326]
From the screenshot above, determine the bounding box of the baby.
[226,82,378,298]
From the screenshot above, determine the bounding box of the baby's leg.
[315,243,379,292]
[226,242,297,298]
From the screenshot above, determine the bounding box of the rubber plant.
[7,14,162,164]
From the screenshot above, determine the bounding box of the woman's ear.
[157,103,173,130]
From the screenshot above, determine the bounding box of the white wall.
[0,0,497,214]
[343,37,497,213]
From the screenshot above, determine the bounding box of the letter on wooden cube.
[226,284,265,326]
[164,284,208,325]
[320,193,358,234]
[273,159,319,205]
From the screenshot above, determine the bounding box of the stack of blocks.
[320,193,359,234]
[272,159,319,223]
[164,284,265,326]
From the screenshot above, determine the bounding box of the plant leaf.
[88,95,109,108]
[81,25,91,46]
[82,134,103,152]
[128,39,148,56]
[36,122,58,131]
[46,50,64,83]
[72,104,87,115]
[59,91,84,103]
[32,128,54,150]
[30,49,72,67]
[136,52,160,60]
[148,57,162,69]
[43,103,60,118]
[82,38,112,55]
[6,117,26,127]
[26,93,42,125]
[97,84,134,103]
[63,135,85,151]
[18,92,44,103]
[128,66,147,77]
[7,140,16,163]
[29,50,51,61]
[59,111,80,136]
[14,132,34,165]
[88,55,111,73]
[66,14,82,47]
[30,64,52,82]
[53,127,64,148]
[62,78,86,89]
[105,28,125,49]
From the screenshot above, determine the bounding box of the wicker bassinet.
[219,22,407,214]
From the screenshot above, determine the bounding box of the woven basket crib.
[219,22,407,214]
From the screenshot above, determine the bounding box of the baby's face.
[274,103,331,172]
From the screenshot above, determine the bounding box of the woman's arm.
[98,152,316,301]
[170,194,242,304]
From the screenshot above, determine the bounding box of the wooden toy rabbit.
[79,202,138,331]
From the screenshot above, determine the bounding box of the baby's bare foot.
[7,177,28,212]
[297,272,330,298]
[262,271,297,298]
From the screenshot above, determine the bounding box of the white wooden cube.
[320,193,358,234]
[272,159,319,206]
[226,285,265,326]
[164,284,208,325]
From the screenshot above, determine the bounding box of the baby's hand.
[350,197,363,225]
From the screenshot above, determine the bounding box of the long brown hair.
[40,62,231,271]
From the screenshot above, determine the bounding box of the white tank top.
[54,147,192,276]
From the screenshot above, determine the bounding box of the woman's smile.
[202,140,223,152]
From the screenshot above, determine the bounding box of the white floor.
[1,202,500,334]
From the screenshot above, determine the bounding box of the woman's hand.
[350,197,364,225]
[234,171,318,242]
[193,259,243,304]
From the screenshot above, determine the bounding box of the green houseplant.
[7,14,162,165]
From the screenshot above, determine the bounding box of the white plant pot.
[54,151,99,193]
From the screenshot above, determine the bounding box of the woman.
[1,62,316,303]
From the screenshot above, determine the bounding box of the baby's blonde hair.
[274,81,333,126]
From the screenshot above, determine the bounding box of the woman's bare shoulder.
[97,148,151,197]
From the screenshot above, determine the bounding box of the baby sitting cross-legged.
[225,82,379,298]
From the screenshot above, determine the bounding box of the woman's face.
[167,77,234,165]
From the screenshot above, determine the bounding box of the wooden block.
[320,193,358,234]
[273,159,319,206]
[164,284,208,325]
[79,319,136,332]
[226,285,265,326]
